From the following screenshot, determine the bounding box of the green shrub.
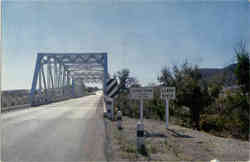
[200,114,225,132]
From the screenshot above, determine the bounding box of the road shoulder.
[106,116,250,161]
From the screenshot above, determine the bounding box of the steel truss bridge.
[30,53,108,106]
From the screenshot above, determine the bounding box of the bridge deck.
[2,94,107,162]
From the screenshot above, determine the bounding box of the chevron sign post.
[105,78,120,119]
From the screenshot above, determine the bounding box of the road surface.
[1,94,107,162]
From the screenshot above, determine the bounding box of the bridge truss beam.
[30,53,108,106]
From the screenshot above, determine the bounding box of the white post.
[137,97,145,150]
[166,98,169,129]
[140,97,143,122]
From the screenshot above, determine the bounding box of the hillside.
[199,64,237,86]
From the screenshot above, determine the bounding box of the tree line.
[114,41,249,140]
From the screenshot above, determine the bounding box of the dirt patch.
[106,116,250,161]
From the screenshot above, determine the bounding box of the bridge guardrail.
[1,90,30,111]
[1,104,31,112]
[1,88,93,111]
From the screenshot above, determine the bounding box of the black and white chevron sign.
[106,78,120,98]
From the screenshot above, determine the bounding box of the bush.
[200,92,249,140]
[200,114,231,138]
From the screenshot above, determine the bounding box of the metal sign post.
[140,97,143,122]
[129,87,153,150]
[165,98,169,128]
[161,87,176,129]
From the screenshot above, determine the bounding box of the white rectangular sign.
[161,87,176,100]
[129,87,153,100]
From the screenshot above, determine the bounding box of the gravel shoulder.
[106,116,250,161]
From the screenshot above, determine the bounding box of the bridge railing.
[1,90,30,111]
[31,86,74,106]
[1,84,87,111]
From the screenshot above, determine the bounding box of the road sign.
[106,78,120,98]
[129,87,153,123]
[161,87,176,100]
[105,77,120,120]
[129,87,153,100]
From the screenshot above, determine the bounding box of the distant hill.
[199,64,237,86]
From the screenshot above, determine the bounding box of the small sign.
[161,87,176,100]
[130,87,153,100]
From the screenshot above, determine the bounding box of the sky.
[1,0,250,90]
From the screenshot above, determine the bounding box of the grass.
[111,120,156,161]
[147,143,158,154]
[111,121,138,161]
[124,143,137,153]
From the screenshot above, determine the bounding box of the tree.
[177,76,210,129]
[234,41,250,94]
[113,68,140,117]
[157,66,174,86]
[158,61,210,129]
[115,68,139,93]
[208,82,222,100]
[232,41,250,140]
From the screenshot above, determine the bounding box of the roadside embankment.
[106,116,250,161]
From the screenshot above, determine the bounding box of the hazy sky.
[2,0,250,90]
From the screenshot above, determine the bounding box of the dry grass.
[107,116,250,161]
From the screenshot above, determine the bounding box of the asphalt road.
[1,94,107,162]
